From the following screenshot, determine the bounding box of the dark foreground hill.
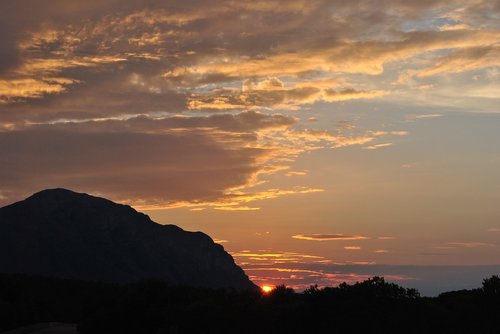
[0,188,255,290]
[0,273,499,334]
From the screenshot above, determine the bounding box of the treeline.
[0,273,499,333]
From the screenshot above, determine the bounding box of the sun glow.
[261,285,273,293]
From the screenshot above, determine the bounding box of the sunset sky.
[1,0,499,295]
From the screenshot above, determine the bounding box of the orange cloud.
[0,78,72,103]
[232,250,325,265]
[214,206,260,211]
[292,234,369,241]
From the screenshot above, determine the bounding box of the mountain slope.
[0,188,256,290]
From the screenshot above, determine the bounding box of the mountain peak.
[26,188,113,206]
[0,189,256,290]
[32,187,80,196]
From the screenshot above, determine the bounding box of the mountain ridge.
[0,188,256,290]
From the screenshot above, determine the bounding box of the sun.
[261,285,273,293]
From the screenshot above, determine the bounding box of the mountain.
[0,188,256,290]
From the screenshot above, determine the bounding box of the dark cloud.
[0,123,263,207]
[0,111,297,207]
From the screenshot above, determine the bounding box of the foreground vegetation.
[0,273,499,333]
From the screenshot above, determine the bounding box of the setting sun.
[262,285,273,293]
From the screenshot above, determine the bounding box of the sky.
[0,0,499,295]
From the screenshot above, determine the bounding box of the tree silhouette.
[482,275,500,297]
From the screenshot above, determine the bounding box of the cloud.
[0,123,262,206]
[292,234,369,241]
[237,259,416,291]
[187,78,386,111]
[283,129,375,149]
[406,114,444,121]
[214,206,260,211]
[0,111,304,208]
[0,78,74,103]
[242,263,500,295]
[363,143,393,150]
[344,246,361,250]
[418,46,500,77]
[232,250,325,264]
[448,242,496,248]
[322,88,387,102]
[370,131,408,136]
[1,0,498,209]
[285,171,308,177]
[213,238,228,244]
[165,29,500,88]
[2,0,495,116]
[1,103,391,209]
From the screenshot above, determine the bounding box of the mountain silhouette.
[0,188,256,290]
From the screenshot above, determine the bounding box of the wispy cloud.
[238,261,414,291]
[292,234,369,241]
[285,171,308,177]
[232,250,325,265]
[189,207,206,212]
[417,46,500,77]
[407,114,444,121]
[213,238,228,244]
[214,206,260,211]
[448,242,496,248]
[363,143,393,150]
